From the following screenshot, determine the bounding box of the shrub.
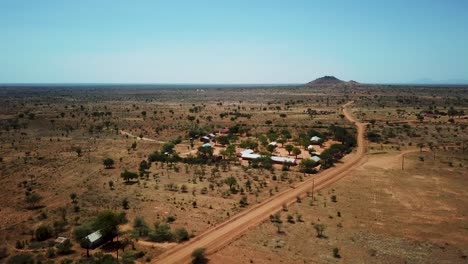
[56,240,73,255]
[35,225,52,241]
[333,247,341,258]
[149,223,174,242]
[7,254,34,264]
[191,248,208,264]
[174,227,190,242]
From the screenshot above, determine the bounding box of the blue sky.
[1,0,467,84]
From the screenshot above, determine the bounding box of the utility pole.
[401,154,404,170]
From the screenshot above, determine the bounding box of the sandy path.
[120,130,166,143]
[153,101,367,264]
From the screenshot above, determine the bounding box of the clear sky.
[1,0,467,84]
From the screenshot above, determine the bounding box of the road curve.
[153,101,367,264]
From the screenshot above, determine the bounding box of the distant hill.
[306,76,360,86]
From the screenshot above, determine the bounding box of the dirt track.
[153,102,367,264]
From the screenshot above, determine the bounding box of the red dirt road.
[153,102,366,264]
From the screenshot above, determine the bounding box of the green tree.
[149,222,174,242]
[191,248,208,264]
[224,176,237,190]
[133,216,150,237]
[121,170,138,183]
[35,225,52,241]
[91,211,127,241]
[216,135,230,146]
[314,224,326,238]
[277,138,286,147]
[56,240,73,255]
[25,193,42,209]
[122,198,130,209]
[299,159,317,174]
[285,144,294,155]
[174,227,190,242]
[7,254,34,264]
[292,147,302,158]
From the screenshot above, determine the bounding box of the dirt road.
[120,130,166,143]
[153,102,367,264]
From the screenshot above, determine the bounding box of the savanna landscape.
[0,79,467,264]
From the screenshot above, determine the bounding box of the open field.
[0,84,467,264]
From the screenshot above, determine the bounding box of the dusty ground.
[0,84,466,263]
[210,148,468,264]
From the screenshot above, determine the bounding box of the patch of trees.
[299,159,318,174]
[219,111,252,120]
[328,125,356,149]
[239,139,259,150]
[366,131,382,143]
[74,211,127,248]
[121,170,138,183]
[147,221,190,243]
[320,144,349,169]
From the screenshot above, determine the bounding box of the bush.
[174,227,190,242]
[149,223,174,242]
[35,225,52,241]
[7,254,34,264]
[191,248,208,264]
[333,247,341,258]
[166,215,176,223]
[56,240,73,255]
[47,247,56,258]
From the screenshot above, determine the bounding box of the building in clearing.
[201,143,212,148]
[200,136,210,143]
[241,153,262,160]
[54,237,69,245]
[237,149,254,157]
[310,136,322,143]
[271,156,296,165]
[82,230,116,249]
[310,156,321,163]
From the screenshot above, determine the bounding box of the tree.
[239,196,248,207]
[216,135,230,146]
[122,198,130,209]
[7,254,34,264]
[198,146,213,158]
[314,224,326,238]
[224,176,237,190]
[121,170,138,183]
[333,247,341,258]
[75,147,82,157]
[266,144,276,153]
[133,216,149,237]
[299,159,317,174]
[92,211,127,239]
[285,144,294,155]
[25,193,42,209]
[174,227,190,242]
[292,147,302,158]
[191,248,208,264]
[161,142,175,153]
[103,158,115,169]
[149,222,174,242]
[70,193,77,204]
[277,138,286,147]
[56,240,73,255]
[35,225,52,241]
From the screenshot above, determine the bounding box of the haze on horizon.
[1,0,468,84]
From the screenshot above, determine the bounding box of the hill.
[306,76,360,86]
